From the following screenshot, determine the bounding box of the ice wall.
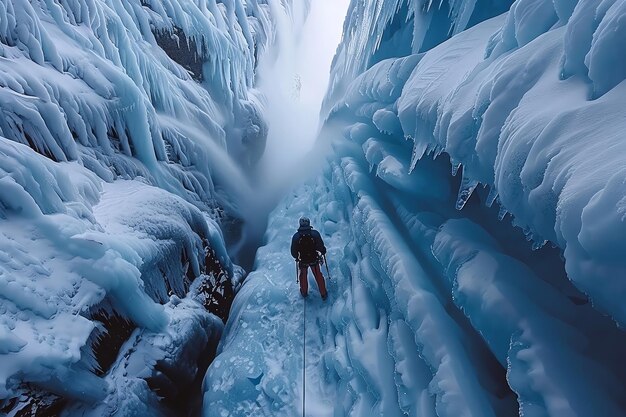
[322,0,514,115]
[324,0,626,330]
[205,0,626,416]
[0,0,305,415]
[323,0,626,414]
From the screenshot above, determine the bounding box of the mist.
[256,0,349,190]
[231,0,349,269]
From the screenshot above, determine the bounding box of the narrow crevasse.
[2,0,626,416]
[205,1,626,416]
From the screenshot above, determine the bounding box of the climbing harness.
[302,295,306,417]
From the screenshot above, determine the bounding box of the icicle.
[451,161,461,177]
[432,145,443,159]
[522,227,533,241]
[455,174,478,210]
[408,140,428,174]
[486,186,498,207]
[498,206,508,220]
[532,240,548,251]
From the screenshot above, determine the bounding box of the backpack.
[298,232,318,264]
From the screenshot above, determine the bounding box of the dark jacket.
[291,226,326,264]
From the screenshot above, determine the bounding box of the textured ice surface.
[4,0,626,415]
[326,0,626,327]
[204,182,340,417]
[0,0,304,414]
[322,0,514,115]
[206,0,626,416]
[0,140,238,413]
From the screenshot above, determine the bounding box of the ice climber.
[291,217,328,300]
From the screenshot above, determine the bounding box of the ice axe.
[323,254,331,281]
[295,259,299,283]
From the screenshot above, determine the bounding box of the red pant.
[299,263,327,297]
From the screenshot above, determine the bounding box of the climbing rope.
[294,258,306,416]
[302,295,306,417]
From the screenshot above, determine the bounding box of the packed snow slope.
[205,0,626,416]
[0,0,309,416]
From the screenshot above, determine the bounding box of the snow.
[203,182,340,417]
[66,296,223,417]
[0,139,238,408]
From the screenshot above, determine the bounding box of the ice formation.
[3,0,626,416]
[0,0,307,415]
[206,0,626,416]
